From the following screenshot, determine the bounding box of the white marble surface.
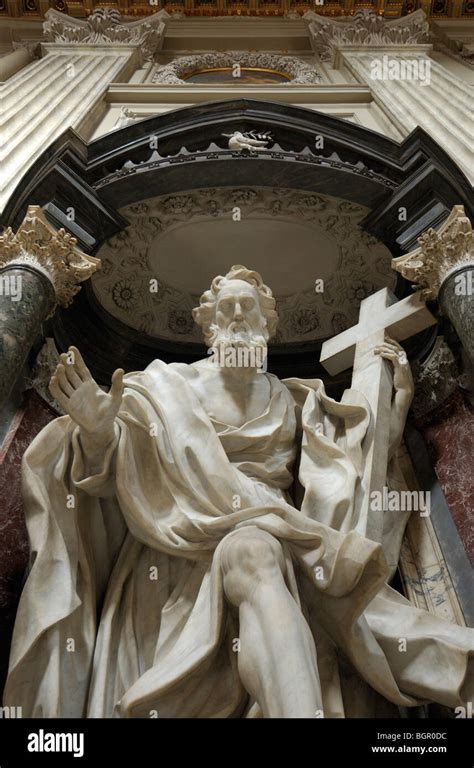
[5,266,474,718]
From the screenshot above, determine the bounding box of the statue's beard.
[207,323,268,370]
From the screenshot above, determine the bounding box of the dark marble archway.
[1,100,473,702]
[3,98,472,384]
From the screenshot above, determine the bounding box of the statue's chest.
[189,376,271,429]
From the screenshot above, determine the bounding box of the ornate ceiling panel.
[91,186,396,345]
[1,0,472,19]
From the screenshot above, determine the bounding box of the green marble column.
[0,267,55,406]
[392,205,474,370]
[0,206,101,410]
[439,267,474,367]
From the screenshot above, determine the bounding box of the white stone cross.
[320,288,437,543]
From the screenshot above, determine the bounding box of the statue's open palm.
[49,346,124,435]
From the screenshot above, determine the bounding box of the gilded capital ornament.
[392,205,474,301]
[43,8,169,61]
[304,9,430,63]
[0,206,101,311]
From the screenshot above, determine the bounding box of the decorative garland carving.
[151,51,320,84]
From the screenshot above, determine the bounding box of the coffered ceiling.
[1,0,471,19]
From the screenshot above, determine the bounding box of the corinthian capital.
[43,8,169,61]
[304,9,430,63]
[0,206,100,309]
[392,206,474,301]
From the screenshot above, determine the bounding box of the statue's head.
[192,265,278,351]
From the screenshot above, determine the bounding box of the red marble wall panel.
[0,390,58,698]
[419,391,474,567]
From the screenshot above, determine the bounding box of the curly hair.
[192,264,278,346]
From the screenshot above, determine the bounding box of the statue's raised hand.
[49,346,124,438]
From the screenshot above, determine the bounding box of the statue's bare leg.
[220,527,322,718]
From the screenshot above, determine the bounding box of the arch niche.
[2,98,473,642]
[3,98,472,385]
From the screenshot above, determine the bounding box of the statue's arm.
[49,346,124,476]
[374,337,414,461]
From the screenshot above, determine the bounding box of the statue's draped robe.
[4,361,473,717]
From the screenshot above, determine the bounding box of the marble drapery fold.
[4,361,473,717]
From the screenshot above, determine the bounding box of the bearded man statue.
[4,265,473,718]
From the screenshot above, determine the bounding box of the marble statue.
[4,265,473,718]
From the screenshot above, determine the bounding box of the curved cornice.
[3,99,472,245]
[2,98,469,382]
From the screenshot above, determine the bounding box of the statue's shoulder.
[177,359,209,382]
[281,377,325,404]
[169,361,201,378]
[123,360,200,392]
[133,359,200,380]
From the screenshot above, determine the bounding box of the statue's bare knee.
[220,527,286,607]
